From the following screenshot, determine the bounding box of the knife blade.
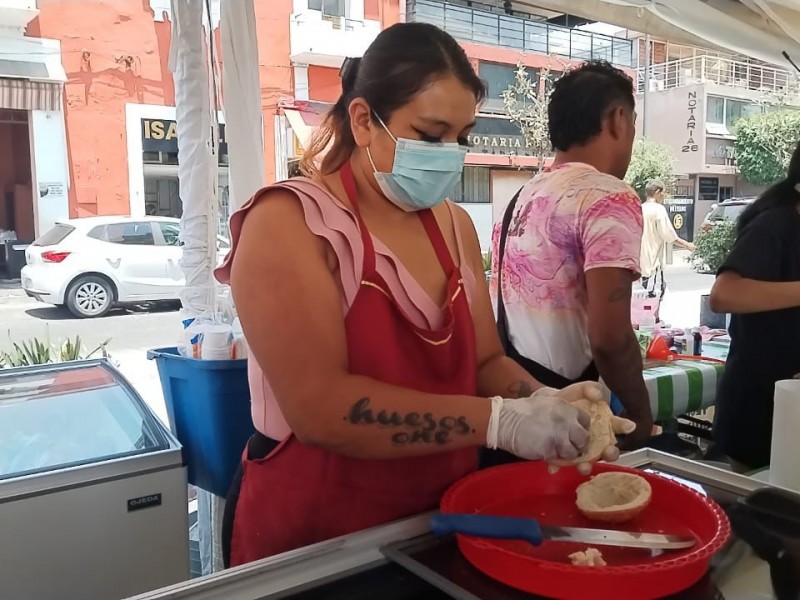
[430,513,696,550]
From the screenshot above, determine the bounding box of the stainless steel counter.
[127,449,783,600]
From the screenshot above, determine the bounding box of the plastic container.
[200,324,233,360]
[441,462,730,600]
[147,347,253,497]
[631,298,658,328]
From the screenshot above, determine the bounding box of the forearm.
[711,275,800,314]
[283,375,492,460]
[674,238,693,250]
[592,334,652,423]
[477,354,544,399]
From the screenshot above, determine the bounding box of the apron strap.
[418,209,457,275]
[495,186,599,389]
[340,161,377,276]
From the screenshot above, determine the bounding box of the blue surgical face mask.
[366,114,467,212]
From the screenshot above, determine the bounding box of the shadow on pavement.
[24,301,181,321]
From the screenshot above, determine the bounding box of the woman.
[216,23,630,566]
[711,140,800,472]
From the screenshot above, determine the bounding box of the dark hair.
[738,140,800,232]
[547,60,635,152]
[301,23,485,175]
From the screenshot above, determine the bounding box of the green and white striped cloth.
[643,360,725,421]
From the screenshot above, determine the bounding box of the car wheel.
[66,275,114,318]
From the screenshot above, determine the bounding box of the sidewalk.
[113,348,169,425]
[0,279,24,299]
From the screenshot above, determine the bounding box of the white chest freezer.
[0,359,189,600]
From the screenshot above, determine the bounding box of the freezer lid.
[0,359,177,482]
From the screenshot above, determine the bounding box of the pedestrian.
[486,60,654,468]
[710,139,800,473]
[639,179,695,320]
[214,24,629,567]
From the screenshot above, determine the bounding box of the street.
[0,251,715,423]
[0,290,179,424]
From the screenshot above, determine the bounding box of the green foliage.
[502,62,565,168]
[624,139,676,201]
[690,220,738,273]
[734,109,800,186]
[482,250,492,273]
[0,333,110,368]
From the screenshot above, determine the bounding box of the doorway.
[0,109,34,278]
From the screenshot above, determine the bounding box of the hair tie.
[339,57,361,93]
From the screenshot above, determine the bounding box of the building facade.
[636,39,800,237]
[1,0,636,251]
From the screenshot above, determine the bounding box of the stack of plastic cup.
[200,324,233,360]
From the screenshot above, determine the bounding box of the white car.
[21,216,229,318]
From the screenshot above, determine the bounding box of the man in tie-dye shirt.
[490,61,653,458]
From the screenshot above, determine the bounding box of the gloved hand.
[485,394,592,461]
[535,382,638,464]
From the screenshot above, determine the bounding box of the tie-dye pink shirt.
[490,162,643,380]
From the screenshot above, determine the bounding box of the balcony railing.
[408,0,634,68]
[639,55,800,97]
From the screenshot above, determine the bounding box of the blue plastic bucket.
[147,347,253,497]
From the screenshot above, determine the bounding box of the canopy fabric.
[221,0,264,213]
[170,0,217,319]
[517,0,800,68]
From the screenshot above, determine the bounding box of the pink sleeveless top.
[215,177,478,439]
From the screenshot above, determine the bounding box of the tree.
[734,109,800,186]
[624,139,676,201]
[501,63,559,170]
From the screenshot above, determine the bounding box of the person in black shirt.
[710,140,800,472]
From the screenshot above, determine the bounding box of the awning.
[0,78,62,112]
[513,0,800,67]
[0,36,68,112]
[282,105,326,151]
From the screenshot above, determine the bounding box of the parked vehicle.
[21,216,229,318]
[699,197,756,233]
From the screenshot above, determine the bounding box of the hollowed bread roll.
[576,472,652,523]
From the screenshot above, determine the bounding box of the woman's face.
[350,75,478,175]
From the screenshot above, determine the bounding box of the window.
[719,187,734,202]
[706,96,762,130]
[159,222,181,246]
[708,203,748,222]
[32,224,75,247]
[450,167,491,204]
[105,222,156,246]
[87,225,107,241]
[706,96,725,125]
[308,0,346,17]
[479,62,539,114]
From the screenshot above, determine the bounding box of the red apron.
[230,163,478,565]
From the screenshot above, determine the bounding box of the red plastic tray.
[440,462,730,599]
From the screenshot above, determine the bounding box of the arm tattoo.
[345,397,473,446]
[607,285,632,303]
[507,380,534,398]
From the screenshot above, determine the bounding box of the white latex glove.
[486,395,591,461]
[535,382,638,474]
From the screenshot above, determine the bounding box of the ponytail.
[300,58,361,177]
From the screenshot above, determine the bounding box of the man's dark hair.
[548,60,635,152]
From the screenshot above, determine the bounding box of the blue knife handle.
[429,513,543,546]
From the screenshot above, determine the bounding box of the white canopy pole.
[222,0,265,213]
[170,0,216,320]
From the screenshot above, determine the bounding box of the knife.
[430,513,696,550]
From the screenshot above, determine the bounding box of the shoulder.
[448,201,481,256]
